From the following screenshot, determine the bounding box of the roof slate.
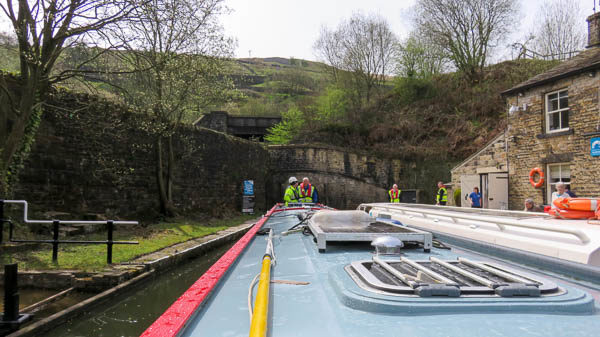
[502,47,600,96]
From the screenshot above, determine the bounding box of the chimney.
[586,12,600,48]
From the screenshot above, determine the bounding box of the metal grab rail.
[360,203,591,245]
[1,200,139,264]
[1,200,137,225]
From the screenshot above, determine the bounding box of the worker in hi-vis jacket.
[389,184,401,203]
[298,177,318,203]
[284,176,300,206]
[436,181,447,206]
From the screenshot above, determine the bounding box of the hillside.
[292,59,560,161]
[0,43,327,117]
[0,42,560,163]
[222,57,329,116]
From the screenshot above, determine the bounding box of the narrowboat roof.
[143,204,600,337]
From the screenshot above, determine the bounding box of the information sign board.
[243,180,254,195]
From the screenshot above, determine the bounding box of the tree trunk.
[0,75,41,195]
[167,134,174,203]
[155,136,176,216]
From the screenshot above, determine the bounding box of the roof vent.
[371,236,404,255]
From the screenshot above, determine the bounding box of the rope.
[247,273,261,322]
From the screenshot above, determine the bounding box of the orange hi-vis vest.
[389,189,401,203]
[299,183,314,202]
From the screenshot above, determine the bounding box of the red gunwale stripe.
[140,204,281,337]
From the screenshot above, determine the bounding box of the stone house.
[451,12,600,210]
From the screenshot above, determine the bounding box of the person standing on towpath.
[389,184,401,203]
[469,187,482,208]
[436,181,447,206]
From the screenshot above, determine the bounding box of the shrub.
[393,77,437,105]
[453,188,462,206]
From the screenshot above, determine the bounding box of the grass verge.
[0,214,257,272]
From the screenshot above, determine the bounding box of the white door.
[460,175,480,208]
[488,173,509,210]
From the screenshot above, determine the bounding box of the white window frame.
[545,89,569,133]
[546,163,571,202]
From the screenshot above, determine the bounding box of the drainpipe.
[505,99,510,210]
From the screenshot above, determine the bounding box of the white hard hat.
[289,176,298,184]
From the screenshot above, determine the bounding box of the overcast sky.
[221,0,595,61]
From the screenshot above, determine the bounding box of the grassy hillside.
[0,44,327,117]
[293,59,559,161]
[222,57,329,116]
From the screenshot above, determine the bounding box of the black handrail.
[0,200,138,264]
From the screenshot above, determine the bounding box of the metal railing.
[359,203,591,245]
[0,200,138,264]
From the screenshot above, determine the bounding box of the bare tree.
[314,13,398,104]
[0,0,138,194]
[109,0,234,215]
[533,0,585,60]
[313,25,345,83]
[413,0,518,82]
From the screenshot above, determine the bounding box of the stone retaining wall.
[14,90,269,219]
[267,144,454,209]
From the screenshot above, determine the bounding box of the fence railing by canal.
[0,200,139,264]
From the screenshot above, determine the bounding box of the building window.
[547,163,571,202]
[545,89,569,133]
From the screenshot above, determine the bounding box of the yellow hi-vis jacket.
[284,185,299,206]
[389,189,401,203]
[437,187,448,203]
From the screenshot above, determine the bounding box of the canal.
[41,242,233,337]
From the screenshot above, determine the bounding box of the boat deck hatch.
[347,256,562,297]
[308,210,432,252]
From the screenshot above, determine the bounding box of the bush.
[315,86,350,123]
[453,188,462,206]
[393,77,437,105]
[264,106,305,144]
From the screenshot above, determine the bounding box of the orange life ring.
[548,208,596,219]
[528,168,544,188]
[553,197,600,211]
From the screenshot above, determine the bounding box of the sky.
[221,0,595,62]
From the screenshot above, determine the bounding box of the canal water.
[42,242,233,337]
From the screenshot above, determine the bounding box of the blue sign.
[243,180,254,195]
[592,137,600,157]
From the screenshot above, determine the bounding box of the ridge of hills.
[0,43,560,162]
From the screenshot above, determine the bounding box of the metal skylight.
[347,257,561,297]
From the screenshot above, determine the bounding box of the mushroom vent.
[371,236,404,255]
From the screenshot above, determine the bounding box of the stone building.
[451,12,600,210]
[450,133,508,209]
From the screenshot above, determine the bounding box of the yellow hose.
[249,255,271,337]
